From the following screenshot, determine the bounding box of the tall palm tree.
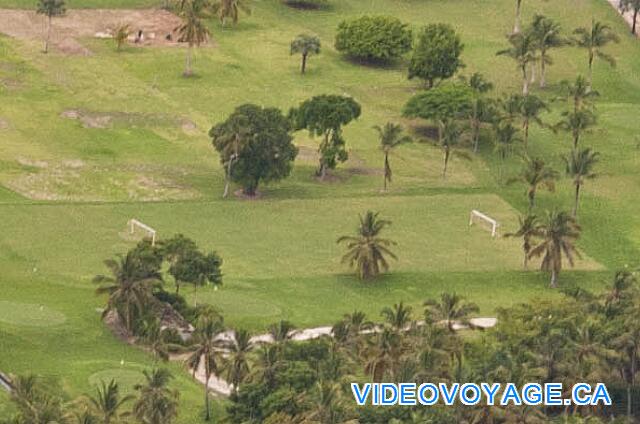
[221,328,254,394]
[67,410,100,424]
[381,302,413,331]
[176,0,210,77]
[250,344,281,388]
[573,20,619,89]
[211,0,251,26]
[494,121,521,160]
[528,210,581,288]
[302,380,346,424]
[268,320,296,345]
[563,148,599,217]
[510,156,558,210]
[440,119,465,178]
[8,374,65,424]
[466,73,495,153]
[337,211,397,281]
[529,14,565,88]
[516,94,548,150]
[93,252,162,334]
[373,122,411,191]
[37,0,66,54]
[497,32,536,95]
[424,293,479,332]
[132,368,179,424]
[113,23,130,51]
[505,213,540,269]
[290,34,321,74]
[139,318,173,363]
[555,109,596,149]
[362,327,402,382]
[560,75,599,114]
[185,316,224,421]
[86,380,133,424]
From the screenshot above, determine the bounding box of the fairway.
[1,0,640,421]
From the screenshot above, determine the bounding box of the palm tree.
[37,0,66,54]
[505,213,540,269]
[302,380,346,424]
[290,34,321,74]
[529,14,565,88]
[113,23,130,51]
[516,94,548,150]
[555,109,596,149]
[211,0,251,26]
[560,75,599,114]
[139,318,173,363]
[563,148,599,217]
[362,327,402,382]
[337,211,397,281]
[509,156,558,210]
[221,328,254,394]
[494,121,521,160]
[67,410,100,424]
[528,210,581,288]
[132,368,179,424]
[250,344,281,388]
[465,73,494,153]
[424,293,479,332]
[268,320,296,345]
[440,119,465,178]
[513,0,524,33]
[374,122,411,191]
[573,20,619,89]
[497,32,536,95]
[8,374,65,424]
[93,252,162,334]
[619,0,640,34]
[381,302,413,331]
[86,380,133,424]
[185,316,224,421]
[176,0,210,77]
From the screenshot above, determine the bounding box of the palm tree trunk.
[523,120,530,151]
[194,283,198,307]
[529,61,536,84]
[540,54,547,88]
[587,52,594,90]
[550,268,558,288]
[573,183,581,217]
[383,152,390,191]
[184,45,193,77]
[513,0,522,33]
[301,53,307,74]
[521,64,529,95]
[176,281,180,294]
[629,349,636,420]
[44,15,52,53]
[528,188,535,211]
[223,158,233,198]
[204,371,211,421]
[442,146,450,179]
[633,8,639,35]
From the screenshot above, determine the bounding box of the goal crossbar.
[128,219,157,245]
[469,210,499,237]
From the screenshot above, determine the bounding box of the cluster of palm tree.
[3,368,179,424]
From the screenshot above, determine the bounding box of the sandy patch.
[0,9,187,55]
[61,109,193,130]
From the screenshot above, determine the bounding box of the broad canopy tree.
[211,104,298,196]
[290,95,361,179]
[408,23,464,89]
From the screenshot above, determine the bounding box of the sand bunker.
[0,9,185,55]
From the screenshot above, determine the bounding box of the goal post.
[128,219,157,246]
[469,210,499,238]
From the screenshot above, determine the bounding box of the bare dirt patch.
[61,109,192,130]
[0,9,186,55]
[0,117,9,130]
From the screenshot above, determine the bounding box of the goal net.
[469,210,499,238]
[127,219,157,246]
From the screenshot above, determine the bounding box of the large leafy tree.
[334,15,412,63]
[424,293,479,332]
[408,23,464,89]
[290,95,361,179]
[337,211,397,281]
[160,234,198,293]
[529,14,565,88]
[170,248,222,306]
[290,34,321,74]
[211,104,298,195]
[132,368,180,424]
[37,0,66,54]
[563,147,599,217]
[620,0,640,34]
[497,32,536,95]
[573,20,619,89]
[186,316,225,421]
[529,210,581,288]
[509,156,557,210]
[93,251,162,333]
[86,380,133,424]
[176,0,210,77]
[374,122,411,191]
[505,213,540,269]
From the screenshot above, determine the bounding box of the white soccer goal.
[469,210,499,238]
[128,219,157,246]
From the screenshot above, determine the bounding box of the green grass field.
[1,0,640,421]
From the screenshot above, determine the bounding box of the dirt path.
[606,0,638,35]
[176,318,498,396]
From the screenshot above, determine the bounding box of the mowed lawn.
[1,0,640,421]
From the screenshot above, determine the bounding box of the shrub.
[334,15,412,62]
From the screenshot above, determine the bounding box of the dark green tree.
[170,249,222,306]
[334,15,412,63]
[290,95,361,179]
[408,23,464,88]
[211,104,298,196]
[132,368,180,424]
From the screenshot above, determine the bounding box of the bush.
[334,15,412,62]
[282,0,327,9]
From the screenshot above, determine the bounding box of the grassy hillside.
[1,0,639,421]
